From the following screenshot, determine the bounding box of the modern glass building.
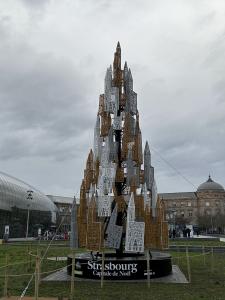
[0,171,57,238]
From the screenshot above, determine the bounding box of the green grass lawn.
[0,241,225,300]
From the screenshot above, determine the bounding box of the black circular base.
[67,251,172,280]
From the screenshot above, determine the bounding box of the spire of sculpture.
[127,193,135,222]
[70,197,78,249]
[76,43,168,254]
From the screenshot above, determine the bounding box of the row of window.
[166,210,193,219]
[169,201,193,207]
[205,201,221,207]
[167,207,225,219]
[168,200,223,208]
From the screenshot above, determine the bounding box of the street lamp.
[26,190,33,239]
[210,215,213,234]
[171,209,176,230]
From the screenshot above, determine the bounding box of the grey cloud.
[20,0,50,8]
[213,80,225,103]
[0,0,225,195]
[0,30,96,162]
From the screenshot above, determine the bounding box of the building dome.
[197,175,224,192]
[0,171,57,214]
[0,171,59,238]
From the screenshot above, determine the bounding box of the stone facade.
[196,190,225,218]
[160,192,198,225]
[160,176,225,228]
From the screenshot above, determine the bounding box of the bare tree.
[198,214,225,233]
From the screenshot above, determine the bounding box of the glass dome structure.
[0,171,57,238]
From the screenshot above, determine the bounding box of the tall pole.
[70,197,78,299]
[211,215,213,233]
[3,254,8,297]
[113,43,126,257]
[26,207,30,239]
[26,190,33,239]
[172,209,176,230]
[35,253,40,300]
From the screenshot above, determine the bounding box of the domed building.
[160,175,225,231]
[0,171,57,238]
[197,175,224,192]
[196,176,225,227]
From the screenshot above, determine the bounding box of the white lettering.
[87,260,138,274]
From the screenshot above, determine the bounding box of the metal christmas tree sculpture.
[77,42,168,255]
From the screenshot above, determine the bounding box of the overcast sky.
[0,0,225,196]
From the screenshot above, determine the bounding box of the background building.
[0,171,57,238]
[2,169,223,238]
[161,176,225,232]
[47,195,74,233]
